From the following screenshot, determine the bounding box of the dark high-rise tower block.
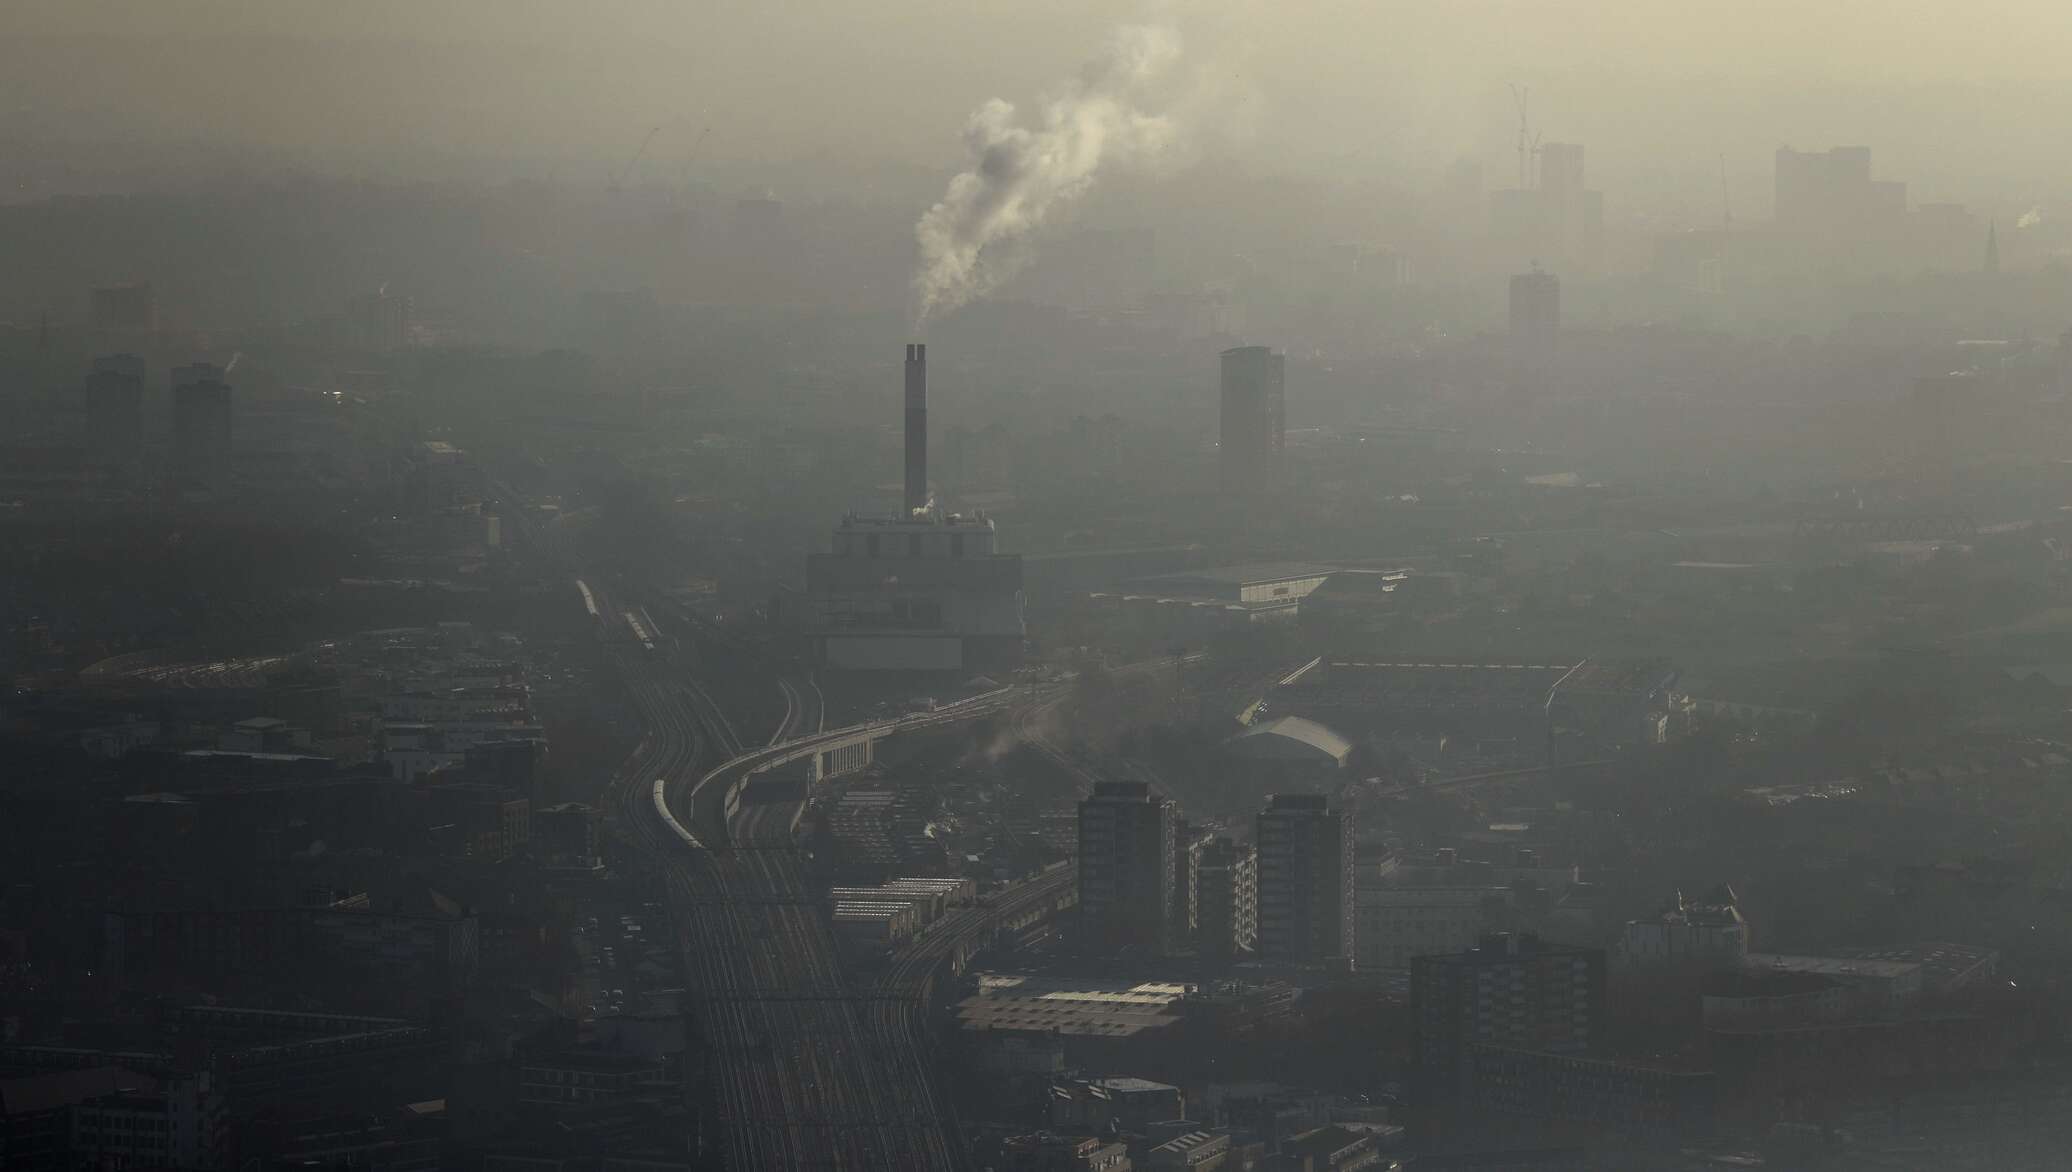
[1219,345,1285,496]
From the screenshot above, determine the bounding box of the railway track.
[598,596,973,1170]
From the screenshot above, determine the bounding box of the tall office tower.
[83,354,146,468]
[1076,781,1177,956]
[1538,143,1585,204]
[346,289,413,350]
[1196,836,1258,960]
[1774,146,1904,234]
[1170,820,1214,947]
[1507,270,1561,344]
[1218,345,1285,495]
[1254,794,1354,967]
[1533,142,1604,263]
[89,282,156,334]
[1410,933,1606,1141]
[170,362,232,487]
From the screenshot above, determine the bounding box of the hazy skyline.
[7,0,2071,216]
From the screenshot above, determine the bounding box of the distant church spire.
[1985,218,2001,275]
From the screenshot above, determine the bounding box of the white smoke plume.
[2018,204,2044,230]
[912,24,1181,325]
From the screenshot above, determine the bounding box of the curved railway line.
[594,578,1007,1170]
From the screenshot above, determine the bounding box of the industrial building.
[1126,562,1337,621]
[1230,716,1353,771]
[790,344,1025,671]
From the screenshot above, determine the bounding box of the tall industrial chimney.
[904,343,928,516]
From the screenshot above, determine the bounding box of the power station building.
[791,344,1025,672]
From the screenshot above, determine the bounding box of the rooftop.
[1746,953,1922,980]
[1232,717,1353,765]
[1137,561,1337,587]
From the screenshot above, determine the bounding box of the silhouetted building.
[791,345,1025,671]
[83,353,146,468]
[1255,794,1354,967]
[346,289,412,350]
[534,802,602,873]
[1170,820,1213,947]
[997,1130,1133,1172]
[1508,271,1560,343]
[170,362,231,488]
[1196,836,1257,959]
[1411,933,1606,1142]
[69,1073,227,1172]
[89,282,155,333]
[1775,145,1904,234]
[1218,344,1285,496]
[1077,781,1177,956]
[1620,884,1747,969]
[1489,143,1602,268]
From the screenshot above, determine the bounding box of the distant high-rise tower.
[1196,836,1258,960]
[1076,780,1176,956]
[347,289,412,350]
[171,362,231,488]
[1508,270,1561,343]
[1538,143,1585,202]
[1985,219,2001,275]
[1774,146,1903,234]
[89,283,156,334]
[1254,794,1354,967]
[1218,345,1285,495]
[83,354,146,469]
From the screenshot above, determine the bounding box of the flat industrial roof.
[1138,561,1337,586]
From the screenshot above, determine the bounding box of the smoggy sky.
[7,1,2070,212]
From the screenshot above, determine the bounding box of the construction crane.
[609,125,661,194]
[677,125,712,188]
[1719,153,1733,229]
[1508,84,1541,190]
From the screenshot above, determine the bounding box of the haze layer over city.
[7,2,2072,1170]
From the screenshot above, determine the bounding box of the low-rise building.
[69,1073,227,1172]
[1620,885,1747,969]
[1467,1047,1715,1147]
[518,1052,670,1110]
[1741,953,1924,1011]
[1701,970,1850,1029]
[998,1131,1134,1172]
[1146,1128,1231,1170]
[1050,1076,1187,1135]
[1356,886,1508,972]
[1271,1123,1384,1171]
